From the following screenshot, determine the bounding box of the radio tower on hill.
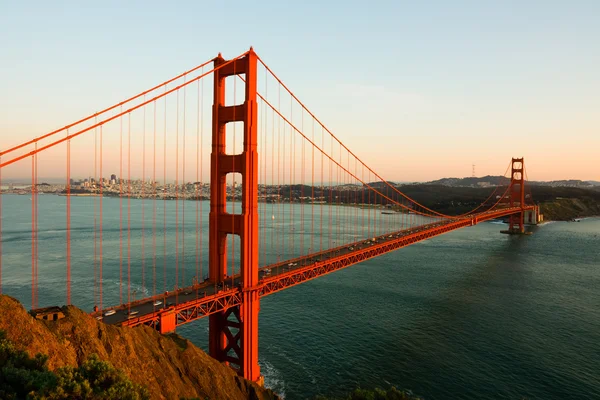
[472,164,476,178]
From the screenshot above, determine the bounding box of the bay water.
[1,194,598,399]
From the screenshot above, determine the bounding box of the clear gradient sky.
[1,1,598,182]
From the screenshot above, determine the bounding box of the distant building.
[111,174,117,181]
[30,306,65,321]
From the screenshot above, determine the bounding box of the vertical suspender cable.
[31,148,35,308]
[196,78,200,285]
[320,126,323,256]
[276,86,281,262]
[199,71,204,283]
[288,97,296,258]
[94,121,97,307]
[99,125,103,310]
[66,131,71,304]
[311,118,314,256]
[142,97,146,295]
[270,94,274,260]
[119,107,124,305]
[337,146,341,246]
[175,88,179,292]
[163,86,167,293]
[127,113,132,307]
[328,136,332,251]
[271,94,275,260]
[35,147,38,307]
[182,76,186,287]
[361,164,365,240]
[153,100,157,299]
[300,110,305,255]
[310,119,316,253]
[262,70,268,267]
[281,94,286,261]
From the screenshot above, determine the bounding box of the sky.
[0,0,599,182]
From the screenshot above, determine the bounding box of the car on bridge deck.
[259,269,271,278]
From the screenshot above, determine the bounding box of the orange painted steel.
[31,152,36,309]
[209,49,261,382]
[120,290,244,331]
[66,136,71,304]
[509,158,526,233]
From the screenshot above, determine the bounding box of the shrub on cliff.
[0,330,149,399]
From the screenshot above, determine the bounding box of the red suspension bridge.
[0,48,541,384]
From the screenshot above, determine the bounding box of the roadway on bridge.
[101,207,527,327]
[100,215,458,325]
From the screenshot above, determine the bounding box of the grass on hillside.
[0,330,149,400]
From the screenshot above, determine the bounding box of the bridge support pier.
[524,206,542,225]
[208,49,262,383]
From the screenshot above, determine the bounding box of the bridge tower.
[508,158,525,233]
[209,49,262,383]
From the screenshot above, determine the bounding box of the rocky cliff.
[0,295,279,400]
[540,197,600,221]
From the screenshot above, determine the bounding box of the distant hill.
[423,175,597,189]
[424,175,509,188]
[390,183,600,220]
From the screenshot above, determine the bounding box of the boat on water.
[381,211,396,215]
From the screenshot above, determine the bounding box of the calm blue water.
[1,194,599,399]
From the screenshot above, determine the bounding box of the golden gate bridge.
[0,48,540,384]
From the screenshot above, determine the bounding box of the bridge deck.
[98,206,531,329]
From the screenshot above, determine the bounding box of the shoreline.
[2,192,599,222]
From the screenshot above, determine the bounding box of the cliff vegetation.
[0,295,278,400]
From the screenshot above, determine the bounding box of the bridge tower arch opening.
[209,49,261,383]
